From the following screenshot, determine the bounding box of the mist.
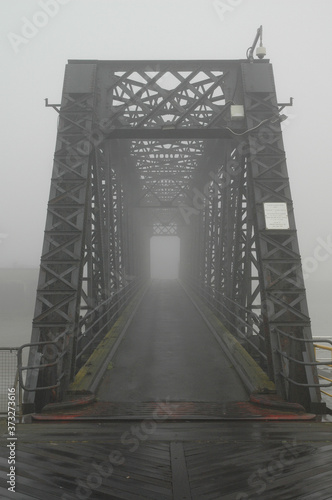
[150,237,180,280]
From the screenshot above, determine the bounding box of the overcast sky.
[1,0,332,335]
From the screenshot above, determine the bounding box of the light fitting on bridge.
[247,25,266,61]
[230,105,245,121]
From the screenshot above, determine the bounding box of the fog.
[1,0,332,345]
[150,237,180,279]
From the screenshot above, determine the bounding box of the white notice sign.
[263,203,290,230]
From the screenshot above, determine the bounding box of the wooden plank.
[170,442,191,500]
[2,420,332,499]
[12,421,332,444]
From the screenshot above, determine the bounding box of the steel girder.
[181,63,321,409]
[75,144,132,373]
[25,65,135,408]
[241,63,321,407]
[25,59,321,411]
[190,141,259,338]
[25,77,98,408]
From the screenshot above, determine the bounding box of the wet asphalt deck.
[97,280,248,403]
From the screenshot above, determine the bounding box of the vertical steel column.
[242,62,321,408]
[25,63,97,410]
[104,142,134,290]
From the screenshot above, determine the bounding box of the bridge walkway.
[3,281,332,499]
[96,279,248,404]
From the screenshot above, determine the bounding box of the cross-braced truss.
[133,140,203,207]
[105,67,226,129]
[24,59,322,411]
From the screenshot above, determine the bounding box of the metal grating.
[0,348,19,414]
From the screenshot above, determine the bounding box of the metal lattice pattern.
[242,83,320,405]
[132,140,203,207]
[106,68,226,129]
[24,59,322,411]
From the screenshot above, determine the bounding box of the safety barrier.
[0,348,22,417]
[274,329,332,391]
[18,329,70,396]
[17,278,144,403]
[183,279,268,367]
[184,278,332,407]
[314,343,332,398]
[75,278,144,373]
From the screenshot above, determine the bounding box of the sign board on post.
[263,202,290,230]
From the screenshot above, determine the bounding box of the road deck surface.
[97,280,248,403]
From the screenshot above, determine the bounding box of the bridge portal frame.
[24,58,322,412]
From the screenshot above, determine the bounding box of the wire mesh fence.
[0,348,21,415]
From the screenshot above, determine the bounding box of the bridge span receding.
[19,45,330,415]
[3,27,332,500]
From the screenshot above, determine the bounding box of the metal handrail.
[75,278,143,365]
[17,330,70,392]
[313,343,332,397]
[275,328,332,347]
[201,281,263,322]
[184,277,332,397]
[276,350,332,369]
[272,329,332,390]
[184,278,267,362]
[188,279,264,336]
[279,372,331,388]
[78,278,140,333]
[19,278,145,397]
[314,343,332,360]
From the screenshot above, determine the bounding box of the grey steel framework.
[23,57,323,411]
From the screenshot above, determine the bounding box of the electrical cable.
[225,116,281,137]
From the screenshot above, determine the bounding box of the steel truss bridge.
[20,52,330,416]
